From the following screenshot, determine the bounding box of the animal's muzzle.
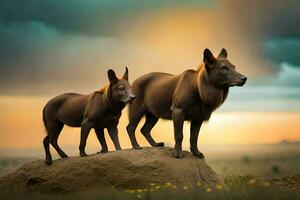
[128,94,136,103]
[228,75,247,87]
[239,76,247,86]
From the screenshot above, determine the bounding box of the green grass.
[0,175,299,200]
[205,143,300,178]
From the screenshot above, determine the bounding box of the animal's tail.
[42,108,48,132]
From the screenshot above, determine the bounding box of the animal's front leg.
[79,120,93,157]
[107,126,122,150]
[190,120,204,159]
[172,106,185,158]
[95,128,108,153]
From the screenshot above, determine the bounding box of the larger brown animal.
[126,49,247,158]
[43,68,135,165]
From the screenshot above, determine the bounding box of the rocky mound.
[0,147,223,194]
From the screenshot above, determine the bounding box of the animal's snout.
[129,95,136,100]
[240,76,247,83]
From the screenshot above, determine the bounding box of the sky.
[0,0,299,151]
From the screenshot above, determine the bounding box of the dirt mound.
[0,147,223,194]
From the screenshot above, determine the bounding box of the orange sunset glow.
[1,96,299,151]
[0,0,299,152]
[0,1,300,199]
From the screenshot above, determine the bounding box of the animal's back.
[43,93,88,127]
[130,72,180,119]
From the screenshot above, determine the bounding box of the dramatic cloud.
[0,0,217,95]
[222,0,300,38]
[0,0,299,102]
[264,38,300,67]
[221,0,300,69]
[0,0,214,36]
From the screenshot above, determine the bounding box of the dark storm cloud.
[0,0,129,36]
[263,4,300,38]
[0,21,59,79]
[223,0,300,68]
[264,38,300,67]
[0,0,213,36]
[223,0,300,38]
[0,0,214,95]
[0,0,300,96]
[256,1,300,68]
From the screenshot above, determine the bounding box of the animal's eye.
[119,86,125,91]
[221,66,228,71]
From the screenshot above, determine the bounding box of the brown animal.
[126,49,247,158]
[43,68,135,165]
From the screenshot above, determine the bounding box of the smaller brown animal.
[43,68,135,165]
[126,48,247,159]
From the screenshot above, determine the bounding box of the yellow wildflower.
[263,182,270,187]
[216,184,223,190]
[126,189,135,194]
[165,182,172,187]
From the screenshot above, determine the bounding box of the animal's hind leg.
[48,121,68,159]
[43,135,52,165]
[126,102,145,149]
[140,113,164,147]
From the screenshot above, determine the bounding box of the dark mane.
[196,63,228,111]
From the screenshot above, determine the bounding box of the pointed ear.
[108,69,118,84]
[218,48,227,59]
[122,66,128,80]
[203,48,215,65]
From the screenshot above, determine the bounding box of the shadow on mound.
[0,147,223,194]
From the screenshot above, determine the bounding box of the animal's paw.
[172,149,184,159]
[61,153,68,158]
[80,152,88,157]
[45,159,52,165]
[192,151,205,159]
[154,142,164,147]
[133,145,143,150]
[100,149,108,153]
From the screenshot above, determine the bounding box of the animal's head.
[203,48,247,88]
[107,67,135,104]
